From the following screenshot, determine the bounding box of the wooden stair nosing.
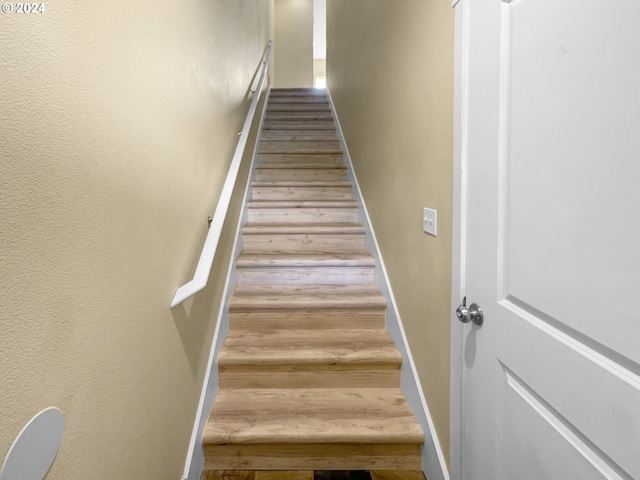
[258,148,343,155]
[253,172,347,182]
[242,222,364,235]
[260,140,340,149]
[228,293,386,312]
[236,268,374,286]
[257,153,343,163]
[261,135,339,142]
[254,164,345,170]
[263,123,336,130]
[264,114,334,121]
[236,252,375,268]
[269,95,329,101]
[252,181,351,187]
[247,200,357,209]
[231,284,382,296]
[267,106,331,112]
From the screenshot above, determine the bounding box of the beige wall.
[0,2,271,479]
[274,0,314,87]
[327,0,455,463]
[314,58,327,84]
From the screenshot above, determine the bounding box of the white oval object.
[0,407,65,480]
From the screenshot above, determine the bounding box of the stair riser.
[251,186,352,201]
[243,234,365,252]
[269,92,327,98]
[204,444,421,471]
[268,106,331,112]
[265,113,334,121]
[269,97,328,101]
[260,141,340,151]
[257,153,343,165]
[270,94,328,99]
[228,310,386,330]
[254,169,346,182]
[236,267,374,285]
[219,369,400,389]
[261,132,338,141]
[247,208,358,223]
[264,121,335,129]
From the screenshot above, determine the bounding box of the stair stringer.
[182,87,272,480]
[326,88,450,480]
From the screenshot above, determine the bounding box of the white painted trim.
[450,1,468,479]
[171,40,273,308]
[326,89,450,480]
[181,86,272,480]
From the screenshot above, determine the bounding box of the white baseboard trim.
[326,88,450,480]
[181,86,271,480]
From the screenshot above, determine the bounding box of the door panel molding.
[501,297,640,392]
[501,363,632,480]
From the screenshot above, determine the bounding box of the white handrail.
[171,41,273,308]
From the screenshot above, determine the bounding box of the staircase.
[202,88,424,472]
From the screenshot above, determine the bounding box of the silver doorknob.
[456,302,483,326]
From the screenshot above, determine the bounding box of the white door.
[455,0,640,478]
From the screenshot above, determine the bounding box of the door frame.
[450,0,468,479]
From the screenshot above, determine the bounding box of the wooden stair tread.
[255,164,346,170]
[229,286,386,311]
[263,124,335,130]
[261,135,339,141]
[269,98,329,103]
[228,295,385,311]
[264,115,335,121]
[220,329,401,365]
[259,147,343,154]
[271,88,325,92]
[243,222,364,235]
[232,284,382,296]
[255,164,345,170]
[203,388,424,445]
[236,252,374,268]
[248,200,356,209]
[252,181,351,187]
[269,92,326,98]
[259,149,343,155]
[267,106,331,112]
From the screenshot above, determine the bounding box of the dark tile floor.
[205,471,426,480]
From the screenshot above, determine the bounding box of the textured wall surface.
[0,1,271,478]
[274,0,313,87]
[326,0,455,463]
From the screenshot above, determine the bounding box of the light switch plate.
[423,207,437,236]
